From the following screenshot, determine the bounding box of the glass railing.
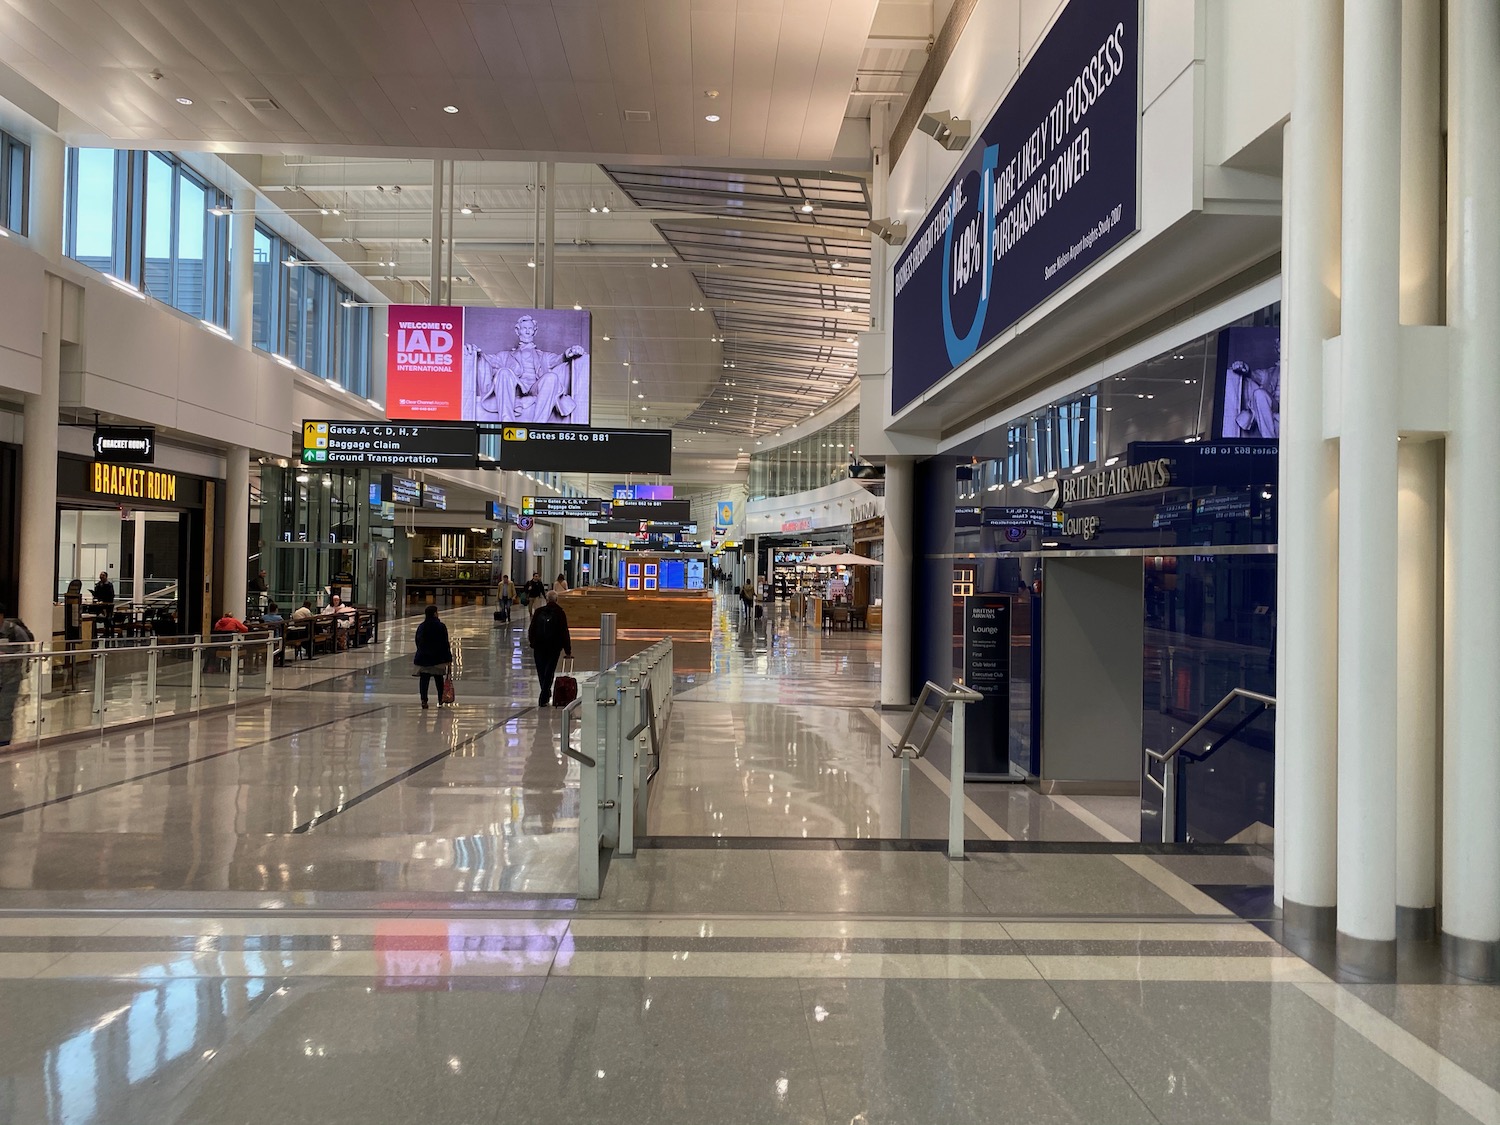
[0,633,276,750]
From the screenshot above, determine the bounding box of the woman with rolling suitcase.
[413,605,454,709]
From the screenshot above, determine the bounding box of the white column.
[1443,0,1500,979]
[229,187,256,349]
[880,455,914,707]
[1336,0,1402,958]
[1276,0,1342,927]
[25,131,64,261]
[132,514,147,603]
[429,159,444,304]
[223,447,250,618]
[18,277,63,640]
[1395,0,1443,935]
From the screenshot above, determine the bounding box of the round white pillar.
[223,447,251,619]
[880,455,914,708]
[1276,0,1342,933]
[1442,0,1500,981]
[229,187,256,349]
[17,277,63,644]
[1335,0,1402,964]
[25,131,64,261]
[1394,0,1444,937]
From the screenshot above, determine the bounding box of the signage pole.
[543,162,556,310]
[532,161,542,309]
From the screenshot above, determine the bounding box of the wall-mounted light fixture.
[916,111,971,150]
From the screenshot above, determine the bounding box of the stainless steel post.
[949,699,967,859]
[147,637,158,718]
[599,612,617,670]
[900,755,912,839]
[229,635,241,705]
[1162,759,1178,844]
[92,649,107,721]
[577,677,601,898]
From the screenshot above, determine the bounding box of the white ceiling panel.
[3,0,881,161]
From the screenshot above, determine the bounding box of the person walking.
[497,574,515,623]
[0,603,36,749]
[527,590,572,707]
[412,605,453,710]
[523,572,546,618]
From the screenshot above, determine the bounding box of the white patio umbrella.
[810,552,883,567]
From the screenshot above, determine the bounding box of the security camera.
[916,111,971,151]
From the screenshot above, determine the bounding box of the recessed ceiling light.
[443,105,459,113]
[705,114,720,123]
[176,96,193,106]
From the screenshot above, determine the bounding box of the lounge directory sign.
[891,0,1141,412]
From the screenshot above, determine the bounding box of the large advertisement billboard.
[891,0,1141,414]
[387,305,592,425]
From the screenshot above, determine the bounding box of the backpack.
[1,618,33,645]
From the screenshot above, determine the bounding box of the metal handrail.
[557,698,594,767]
[889,680,985,760]
[887,680,986,859]
[1144,688,1276,792]
[1145,687,1276,842]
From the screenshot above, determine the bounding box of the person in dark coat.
[412,605,454,709]
[527,590,573,707]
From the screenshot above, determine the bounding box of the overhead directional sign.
[302,420,478,468]
[522,496,612,519]
[611,498,691,521]
[589,518,699,535]
[498,425,672,475]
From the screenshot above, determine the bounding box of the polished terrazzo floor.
[0,599,1492,1124]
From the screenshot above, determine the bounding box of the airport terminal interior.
[0,0,1497,1122]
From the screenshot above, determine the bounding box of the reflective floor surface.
[0,898,1495,1125]
[0,599,1493,1123]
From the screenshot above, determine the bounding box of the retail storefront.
[258,463,390,610]
[911,303,1281,843]
[55,455,220,638]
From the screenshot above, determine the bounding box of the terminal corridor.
[0,603,1493,1125]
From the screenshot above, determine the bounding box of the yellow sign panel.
[303,421,329,449]
[91,463,178,503]
[502,426,528,442]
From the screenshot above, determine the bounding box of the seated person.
[291,600,315,622]
[213,612,249,634]
[321,594,356,648]
[261,601,284,626]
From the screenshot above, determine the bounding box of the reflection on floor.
[0,598,1492,1125]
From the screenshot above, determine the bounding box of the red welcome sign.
[387,305,464,418]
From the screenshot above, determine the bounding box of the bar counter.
[556,587,713,633]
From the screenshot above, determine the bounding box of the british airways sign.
[892,0,1141,413]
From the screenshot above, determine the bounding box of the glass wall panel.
[0,130,27,235]
[68,148,118,270]
[176,173,207,319]
[142,153,173,303]
[252,226,274,350]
